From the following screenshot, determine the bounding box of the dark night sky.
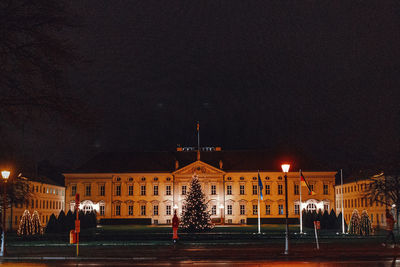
[11,1,400,173]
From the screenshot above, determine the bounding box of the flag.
[258,171,263,200]
[300,171,316,195]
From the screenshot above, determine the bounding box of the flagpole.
[257,172,261,234]
[299,169,303,234]
[341,169,345,234]
[197,121,200,152]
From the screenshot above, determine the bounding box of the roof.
[67,150,330,174]
[23,175,64,187]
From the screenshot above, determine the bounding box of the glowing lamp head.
[1,170,10,180]
[173,204,178,209]
[281,164,290,173]
[219,204,224,209]
[392,204,396,208]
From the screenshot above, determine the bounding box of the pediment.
[173,160,225,176]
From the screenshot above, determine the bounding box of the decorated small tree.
[348,209,361,235]
[360,210,372,236]
[17,210,32,236]
[180,174,213,232]
[31,211,43,235]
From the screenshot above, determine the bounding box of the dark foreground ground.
[1,225,399,266]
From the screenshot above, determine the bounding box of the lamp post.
[1,170,10,257]
[219,204,224,225]
[281,164,290,255]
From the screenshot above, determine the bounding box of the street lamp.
[1,170,9,257]
[281,164,290,255]
[219,204,224,225]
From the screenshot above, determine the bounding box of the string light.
[17,210,43,236]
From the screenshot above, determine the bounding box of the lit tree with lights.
[31,211,43,235]
[348,209,361,235]
[360,210,372,236]
[17,210,32,236]
[180,174,213,232]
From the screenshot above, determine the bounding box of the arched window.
[306,203,317,212]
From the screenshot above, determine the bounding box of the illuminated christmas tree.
[180,174,213,232]
[31,211,43,235]
[360,210,372,236]
[17,210,32,236]
[348,209,361,235]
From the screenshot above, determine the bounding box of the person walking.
[382,209,396,248]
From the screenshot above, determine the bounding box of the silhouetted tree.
[45,214,58,233]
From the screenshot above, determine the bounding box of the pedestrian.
[382,209,396,248]
[172,210,179,243]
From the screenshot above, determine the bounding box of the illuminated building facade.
[64,148,336,224]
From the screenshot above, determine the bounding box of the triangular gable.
[173,160,225,176]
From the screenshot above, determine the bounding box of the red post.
[75,194,80,256]
[172,210,179,242]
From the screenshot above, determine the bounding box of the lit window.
[211,185,216,195]
[128,205,133,215]
[240,185,245,195]
[278,184,283,195]
[252,185,257,195]
[166,185,171,195]
[278,204,284,215]
[211,205,216,215]
[141,205,146,216]
[227,185,232,195]
[153,185,158,196]
[116,185,121,196]
[128,185,134,196]
[240,205,245,215]
[85,184,91,196]
[141,185,146,196]
[153,205,158,216]
[166,205,171,215]
[323,184,328,195]
[294,184,299,195]
[115,205,121,216]
[253,205,258,215]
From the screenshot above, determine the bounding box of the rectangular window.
[100,205,105,216]
[100,185,105,196]
[324,204,329,211]
[253,205,258,215]
[265,184,270,195]
[294,204,299,215]
[116,185,121,196]
[153,185,158,196]
[166,205,171,215]
[128,205,133,215]
[128,185,133,196]
[294,184,299,195]
[240,185,245,195]
[211,205,216,215]
[323,184,328,195]
[278,204,284,215]
[31,199,34,208]
[266,204,271,215]
[240,205,245,215]
[71,185,76,196]
[15,216,18,225]
[182,185,187,195]
[116,205,121,216]
[35,200,38,208]
[211,185,216,195]
[309,184,314,193]
[166,185,171,195]
[141,205,146,216]
[252,185,258,195]
[278,184,283,195]
[153,205,158,216]
[226,205,232,215]
[85,184,91,196]
[227,185,232,195]
[141,185,146,196]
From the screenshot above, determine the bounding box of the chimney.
[219,160,223,169]
[175,160,179,170]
